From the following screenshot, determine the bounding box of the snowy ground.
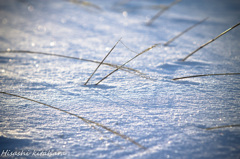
[0,0,240,158]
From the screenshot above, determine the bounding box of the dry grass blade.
[205,124,240,130]
[146,0,181,26]
[95,44,159,85]
[182,22,240,61]
[0,50,144,77]
[67,0,102,11]
[84,38,121,85]
[164,17,209,46]
[94,17,209,85]
[172,73,240,80]
[0,91,146,150]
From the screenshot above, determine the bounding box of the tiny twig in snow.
[172,73,240,80]
[84,38,121,85]
[146,0,181,26]
[182,22,240,61]
[0,91,147,150]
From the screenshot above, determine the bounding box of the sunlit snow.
[0,0,240,158]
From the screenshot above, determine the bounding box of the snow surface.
[0,0,240,158]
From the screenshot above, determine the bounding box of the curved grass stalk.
[172,73,240,80]
[146,0,181,26]
[182,22,240,61]
[120,40,138,54]
[205,124,240,130]
[0,91,146,150]
[0,50,145,77]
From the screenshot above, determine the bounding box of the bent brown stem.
[0,91,146,150]
[182,22,240,61]
[172,73,240,80]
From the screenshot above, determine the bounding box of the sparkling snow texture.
[0,0,240,158]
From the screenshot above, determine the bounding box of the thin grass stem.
[94,18,209,84]
[84,38,121,85]
[172,73,240,80]
[182,22,240,61]
[0,91,146,150]
[164,17,209,46]
[146,0,181,26]
[0,50,145,77]
[67,0,102,11]
[95,44,159,85]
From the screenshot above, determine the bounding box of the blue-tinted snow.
[0,0,240,158]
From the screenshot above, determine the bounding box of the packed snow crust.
[0,0,240,158]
